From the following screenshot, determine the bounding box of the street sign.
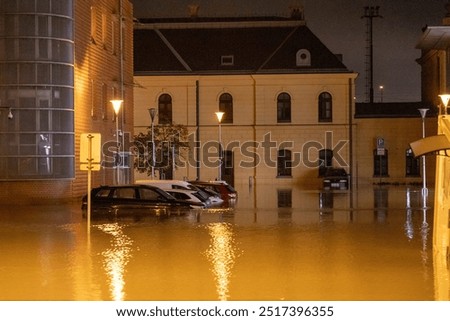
[376,137,385,149]
[80,133,101,171]
[80,133,101,231]
[376,137,385,156]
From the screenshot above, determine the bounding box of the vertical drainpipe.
[119,0,124,102]
[196,80,200,179]
[119,0,126,182]
[250,75,257,209]
[348,77,354,210]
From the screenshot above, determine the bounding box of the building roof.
[355,102,436,118]
[416,26,450,50]
[134,16,351,75]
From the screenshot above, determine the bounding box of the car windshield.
[225,184,236,193]
[192,191,208,202]
[190,185,211,200]
[199,186,221,197]
[157,188,177,200]
[140,187,177,201]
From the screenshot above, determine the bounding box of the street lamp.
[439,94,450,115]
[418,108,429,206]
[215,111,224,181]
[148,108,157,179]
[111,99,123,184]
[379,85,384,102]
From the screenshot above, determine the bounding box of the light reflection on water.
[0,186,448,300]
[96,223,133,301]
[205,223,239,301]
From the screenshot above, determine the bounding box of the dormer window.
[296,49,311,67]
[221,55,234,66]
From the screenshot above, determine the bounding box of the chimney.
[289,4,304,20]
[188,4,200,18]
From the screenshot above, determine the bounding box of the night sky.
[131,0,449,103]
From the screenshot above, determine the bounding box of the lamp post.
[111,100,123,185]
[148,108,157,179]
[215,111,224,181]
[379,85,384,102]
[418,108,429,206]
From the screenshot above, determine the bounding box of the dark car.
[322,168,349,190]
[81,184,200,219]
[189,180,237,206]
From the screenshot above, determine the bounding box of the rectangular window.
[111,18,117,55]
[38,15,48,37]
[277,149,292,177]
[90,79,95,118]
[101,83,108,120]
[38,39,49,59]
[90,6,97,43]
[277,189,292,208]
[101,12,107,46]
[221,55,234,66]
[405,148,420,177]
[318,149,333,176]
[373,149,388,177]
[121,21,126,60]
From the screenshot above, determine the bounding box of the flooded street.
[0,185,446,301]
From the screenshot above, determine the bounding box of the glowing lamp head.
[439,94,450,107]
[110,100,123,115]
[215,111,225,123]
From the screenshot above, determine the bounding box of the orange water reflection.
[96,223,133,301]
[0,188,448,300]
[205,223,239,300]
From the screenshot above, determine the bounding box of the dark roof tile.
[134,18,350,75]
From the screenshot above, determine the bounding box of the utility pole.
[362,6,382,104]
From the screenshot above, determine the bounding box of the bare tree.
[133,123,190,178]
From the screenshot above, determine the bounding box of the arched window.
[158,94,172,124]
[277,149,292,177]
[318,92,332,122]
[277,92,291,123]
[219,93,233,123]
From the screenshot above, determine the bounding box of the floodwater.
[0,185,447,301]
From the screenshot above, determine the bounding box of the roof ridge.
[257,25,300,72]
[154,28,192,72]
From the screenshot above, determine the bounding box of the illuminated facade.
[0,0,134,203]
[133,9,357,196]
[416,5,450,270]
[133,8,432,202]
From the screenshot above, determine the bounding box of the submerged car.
[322,168,350,190]
[165,189,212,208]
[193,185,224,206]
[81,184,200,219]
[189,180,237,206]
[136,179,219,207]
